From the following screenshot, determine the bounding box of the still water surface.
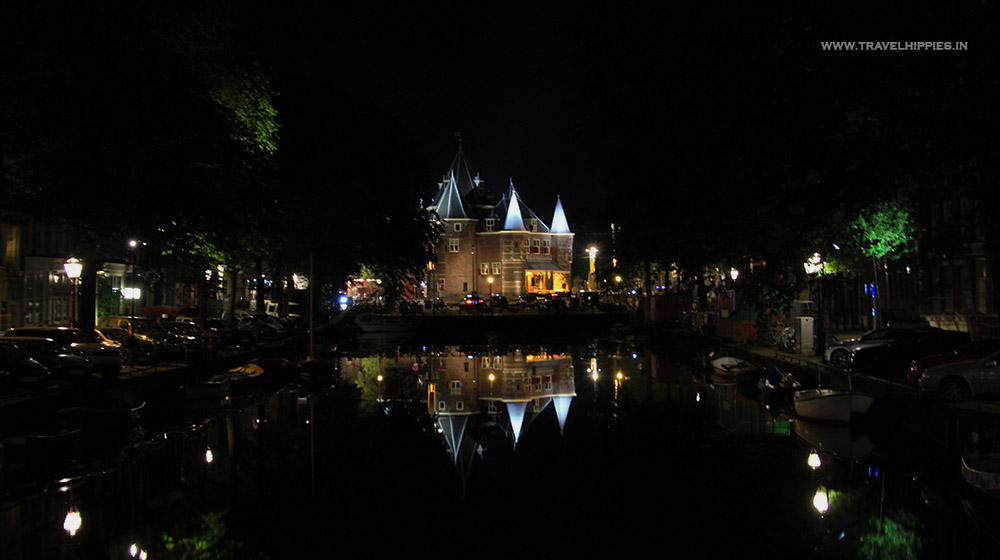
[2,336,999,558]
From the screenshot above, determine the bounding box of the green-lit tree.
[848,199,918,327]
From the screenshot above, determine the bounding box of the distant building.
[425,145,573,302]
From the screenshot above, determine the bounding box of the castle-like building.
[425,145,573,302]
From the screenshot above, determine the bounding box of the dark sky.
[241,2,599,223]
[234,1,998,230]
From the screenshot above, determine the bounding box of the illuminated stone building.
[425,146,574,302]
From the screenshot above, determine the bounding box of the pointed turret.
[503,179,527,231]
[550,195,571,234]
[436,170,468,219]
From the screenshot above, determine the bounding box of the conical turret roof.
[550,195,571,234]
[435,170,468,219]
[503,180,527,231]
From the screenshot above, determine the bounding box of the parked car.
[824,325,937,368]
[542,293,568,312]
[462,294,486,311]
[907,338,1000,384]
[0,339,52,385]
[848,329,970,378]
[97,327,159,364]
[205,319,254,348]
[3,326,122,375]
[239,316,282,340]
[518,293,543,308]
[918,349,1000,399]
[97,317,185,362]
[490,294,509,310]
[1,336,94,380]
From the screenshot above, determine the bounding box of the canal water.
[2,333,999,558]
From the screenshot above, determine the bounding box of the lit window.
[449,239,460,253]
[492,262,501,275]
[480,263,490,275]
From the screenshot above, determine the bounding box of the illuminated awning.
[525,262,568,272]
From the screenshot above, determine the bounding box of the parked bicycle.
[758,324,797,353]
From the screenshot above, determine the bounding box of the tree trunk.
[224,267,239,323]
[255,257,265,313]
[272,262,284,316]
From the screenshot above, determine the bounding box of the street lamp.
[730,268,739,282]
[128,240,139,335]
[803,253,826,356]
[487,276,494,300]
[63,257,82,328]
[587,247,598,291]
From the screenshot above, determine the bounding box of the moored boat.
[711,356,761,377]
[793,389,874,424]
[962,453,1000,497]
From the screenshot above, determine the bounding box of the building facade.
[425,146,574,302]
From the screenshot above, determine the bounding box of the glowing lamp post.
[127,239,140,335]
[63,508,82,537]
[587,247,598,291]
[63,257,82,328]
[803,253,826,356]
[487,276,494,300]
[729,268,739,282]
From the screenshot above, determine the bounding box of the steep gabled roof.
[435,170,468,219]
[550,195,571,234]
[501,180,550,232]
[503,180,527,231]
[447,144,478,197]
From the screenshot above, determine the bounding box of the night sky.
[236,2,614,221]
[230,1,997,227]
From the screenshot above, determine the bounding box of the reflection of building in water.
[424,347,576,483]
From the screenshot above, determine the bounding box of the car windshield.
[0,342,30,359]
[164,323,199,335]
[98,328,129,342]
[24,340,68,355]
[133,321,166,334]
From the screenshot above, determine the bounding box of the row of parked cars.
[824,322,1000,399]
[0,313,304,386]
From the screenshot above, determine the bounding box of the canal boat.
[792,389,874,424]
[757,367,800,411]
[962,453,1000,497]
[711,356,761,377]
